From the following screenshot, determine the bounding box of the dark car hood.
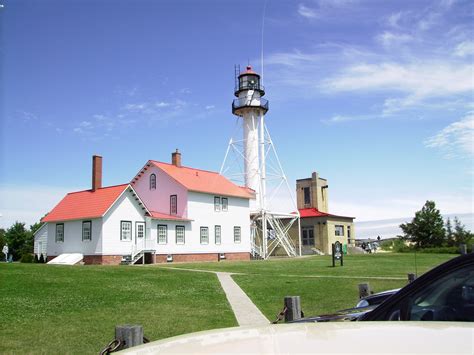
[290,305,378,323]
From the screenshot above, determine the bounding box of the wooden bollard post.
[116,325,144,350]
[460,244,467,255]
[358,283,371,299]
[407,273,416,283]
[284,296,302,322]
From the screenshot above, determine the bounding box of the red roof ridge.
[66,183,129,195]
[150,160,221,175]
[297,207,355,219]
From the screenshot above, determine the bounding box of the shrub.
[417,246,469,254]
[20,253,34,263]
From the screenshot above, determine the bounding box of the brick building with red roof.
[285,172,355,255]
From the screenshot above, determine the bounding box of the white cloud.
[323,114,380,123]
[376,31,413,47]
[297,4,318,18]
[424,113,474,157]
[155,101,170,108]
[454,41,474,57]
[321,62,473,112]
[205,105,215,110]
[386,12,405,28]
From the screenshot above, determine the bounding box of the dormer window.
[150,174,156,190]
[170,195,177,215]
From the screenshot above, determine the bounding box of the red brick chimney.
[172,149,181,167]
[92,155,102,191]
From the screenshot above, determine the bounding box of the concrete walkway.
[158,266,268,326]
[215,272,269,327]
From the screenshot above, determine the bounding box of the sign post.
[332,241,343,267]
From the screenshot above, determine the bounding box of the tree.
[399,201,446,248]
[4,221,39,260]
[0,228,5,251]
[445,218,454,246]
[452,217,473,246]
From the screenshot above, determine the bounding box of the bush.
[20,253,34,263]
[382,238,412,252]
[417,246,470,254]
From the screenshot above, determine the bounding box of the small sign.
[332,242,344,267]
[334,241,342,260]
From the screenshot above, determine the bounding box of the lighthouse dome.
[234,65,265,97]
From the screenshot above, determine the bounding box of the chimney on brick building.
[172,149,181,167]
[92,155,102,191]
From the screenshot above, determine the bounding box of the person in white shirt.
[2,244,8,262]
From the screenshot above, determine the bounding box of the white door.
[135,222,145,247]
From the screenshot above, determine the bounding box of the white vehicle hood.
[120,322,473,354]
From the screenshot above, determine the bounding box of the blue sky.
[0,0,473,231]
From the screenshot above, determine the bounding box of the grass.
[0,264,236,354]
[160,253,456,320]
[160,253,455,277]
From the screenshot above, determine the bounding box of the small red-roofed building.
[285,172,355,255]
[35,152,255,265]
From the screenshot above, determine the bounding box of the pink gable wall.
[132,164,188,218]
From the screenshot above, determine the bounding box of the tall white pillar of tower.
[222,65,301,260]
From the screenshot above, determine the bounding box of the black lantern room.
[234,66,265,97]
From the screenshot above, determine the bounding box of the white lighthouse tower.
[222,65,300,259]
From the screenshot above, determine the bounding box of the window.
[214,196,221,212]
[200,227,209,244]
[221,198,228,212]
[150,174,156,190]
[347,226,351,244]
[121,221,132,241]
[157,225,167,244]
[234,226,241,243]
[82,221,92,241]
[55,223,64,243]
[302,227,314,246]
[136,222,145,239]
[388,264,474,321]
[303,187,311,206]
[215,225,221,244]
[170,195,177,215]
[335,225,344,236]
[176,225,185,244]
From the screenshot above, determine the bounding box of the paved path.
[215,272,269,326]
[158,266,268,326]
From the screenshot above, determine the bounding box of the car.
[120,322,474,354]
[360,253,474,321]
[355,287,400,308]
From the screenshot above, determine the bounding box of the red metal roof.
[149,211,192,221]
[42,184,129,222]
[298,208,355,219]
[148,161,255,199]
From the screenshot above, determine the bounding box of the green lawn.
[161,253,455,277]
[0,264,236,354]
[161,253,456,320]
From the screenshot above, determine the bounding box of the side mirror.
[462,285,474,303]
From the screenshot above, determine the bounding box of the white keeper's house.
[36,150,255,265]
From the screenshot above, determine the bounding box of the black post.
[408,273,416,283]
[332,244,335,267]
[284,296,302,322]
